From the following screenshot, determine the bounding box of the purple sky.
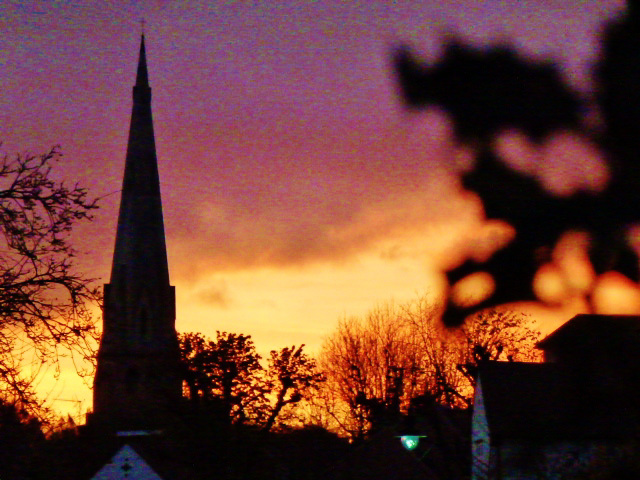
[0,0,628,413]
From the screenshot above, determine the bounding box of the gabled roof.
[90,444,163,480]
[477,361,639,442]
[537,314,640,354]
[40,428,222,480]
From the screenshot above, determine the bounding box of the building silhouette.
[90,35,181,431]
[472,314,640,479]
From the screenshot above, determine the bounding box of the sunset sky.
[0,0,630,416]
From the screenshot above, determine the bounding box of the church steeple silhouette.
[92,35,180,430]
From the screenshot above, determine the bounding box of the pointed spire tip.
[135,33,149,88]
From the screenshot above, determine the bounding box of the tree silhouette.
[394,1,640,326]
[179,331,265,425]
[318,296,539,440]
[262,345,325,432]
[179,331,324,431]
[0,145,99,417]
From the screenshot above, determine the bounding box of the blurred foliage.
[394,2,640,326]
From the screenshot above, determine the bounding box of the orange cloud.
[167,108,473,283]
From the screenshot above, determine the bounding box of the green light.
[400,435,420,451]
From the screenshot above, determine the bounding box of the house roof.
[537,314,640,355]
[90,444,163,480]
[477,361,640,442]
[40,421,352,480]
[41,429,222,480]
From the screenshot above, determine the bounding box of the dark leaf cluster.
[179,331,264,424]
[393,5,640,327]
[179,331,324,432]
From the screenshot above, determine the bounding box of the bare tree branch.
[0,145,100,421]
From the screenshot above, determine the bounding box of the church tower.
[92,36,181,429]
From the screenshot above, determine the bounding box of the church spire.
[110,33,168,287]
[92,35,180,430]
[135,34,149,88]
